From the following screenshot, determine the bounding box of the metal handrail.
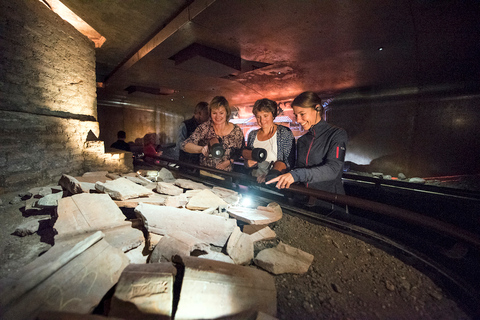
[145,155,480,247]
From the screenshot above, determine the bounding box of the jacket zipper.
[305,128,316,188]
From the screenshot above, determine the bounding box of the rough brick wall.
[0,0,130,194]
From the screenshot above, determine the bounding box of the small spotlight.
[171,98,174,101]
[378,47,383,51]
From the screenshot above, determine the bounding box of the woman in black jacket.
[266,91,347,195]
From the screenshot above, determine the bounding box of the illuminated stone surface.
[95,178,154,200]
[254,242,314,275]
[226,226,254,265]
[186,189,228,210]
[150,231,209,263]
[135,203,236,246]
[111,263,176,320]
[175,256,277,319]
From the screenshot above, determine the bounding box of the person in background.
[143,133,163,163]
[266,91,347,197]
[246,98,295,182]
[110,130,130,152]
[181,96,244,171]
[177,101,209,164]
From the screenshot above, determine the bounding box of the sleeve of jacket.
[246,130,256,149]
[277,126,296,169]
[290,129,347,183]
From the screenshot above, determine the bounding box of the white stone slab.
[110,263,176,320]
[228,203,282,225]
[164,194,188,208]
[56,193,128,236]
[249,226,276,243]
[156,182,184,196]
[254,242,314,275]
[135,203,237,246]
[174,178,209,190]
[226,226,254,265]
[114,193,166,208]
[150,231,209,263]
[186,189,228,210]
[96,178,154,200]
[175,256,276,319]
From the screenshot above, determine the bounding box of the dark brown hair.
[291,91,323,113]
[252,98,278,118]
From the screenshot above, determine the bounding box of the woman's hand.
[246,160,258,168]
[266,173,294,189]
[216,159,232,171]
[201,145,209,157]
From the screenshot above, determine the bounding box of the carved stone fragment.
[254,241,314,275]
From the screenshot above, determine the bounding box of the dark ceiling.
[58,0,479,115]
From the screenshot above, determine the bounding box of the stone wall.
[0,0,130,194]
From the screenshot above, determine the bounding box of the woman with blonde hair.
[181,96,244,171]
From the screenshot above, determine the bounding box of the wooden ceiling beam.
[105,0,217,84]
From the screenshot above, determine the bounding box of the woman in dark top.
[267,91,347,195]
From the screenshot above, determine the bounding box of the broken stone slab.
[28,186,63,198]
[125,175,151,186]
[95,178,154,200]
[102,223,145,252]
[157,168,176,182]
[149,231,209,263]
[76,171,110,184]
[198,248,235,264]
[79,182,96,193]
[211,186,238,198]
[135,203,237,246]
[184,189,202,198]
[148,233,163,251]
[36,192,63,208]
[174,256,277,319]
[254,241,314,275]
[0,232,129,319]
[164,193,188,208]
[58,174,84,195]
[110,263,177,320]
[174,178,209,190]
[25,197,41,211]
[114,193,167,208]
[186,189,228,210]
[248,226,276,243]
[56,193,128,237]
[156,182,184,196]
[226,226,254,265]
[106,172,122,180]
[124,241,149,264]
[202,207,230,218]
[13,216,51,237]
[228,202,282,225]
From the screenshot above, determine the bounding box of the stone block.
[95,178,153,200]
[164,193,188,208]
[56,193,128,237]
[135,203,237,247]
[174,178,209,190]
[175,256,277,319]
[254,242,314,275]
[36,191,63,208]
[114,193,166,208]
[226,226,254,265]
[156,182,184,196]
[149,231,209,263]
[58,174,83,195]
[186,189,228,210]
[249,226,276,243]
[110,263,176,320]
[228,203,282,225]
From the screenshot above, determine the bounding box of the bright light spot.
[112,154,120,160]
[240,196,253,207]
[171,98,174,101]
[378,47,383,51]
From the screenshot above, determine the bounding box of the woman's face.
[211,106,227,125]
[255,110,274,129]
[293,106,320,131]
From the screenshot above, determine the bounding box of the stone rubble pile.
[0,168,315,320]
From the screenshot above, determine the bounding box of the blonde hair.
[209,96,231,121]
